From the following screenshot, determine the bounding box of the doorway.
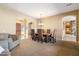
[16,19,28,40]
[62,16,77,42]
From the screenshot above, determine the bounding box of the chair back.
[52,29,57,38]
[31,29,35,38]
[47,29,51,34]
[37,29,43,37]
[31,29,35,35]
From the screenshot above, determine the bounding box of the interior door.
[16,23,21,37]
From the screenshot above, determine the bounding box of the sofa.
[0,33,20,56]
[8,34,20,50]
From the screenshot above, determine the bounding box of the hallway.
[11,37,79,56]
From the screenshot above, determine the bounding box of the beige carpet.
[11,38,79,56]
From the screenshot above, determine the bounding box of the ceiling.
[1,3,79,19]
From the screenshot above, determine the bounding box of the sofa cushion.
[0,49,10,56]
[0,33,9,39]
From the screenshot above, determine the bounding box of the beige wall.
[0,6,16,34]
[41,10,78,40]
[0,5,37,35]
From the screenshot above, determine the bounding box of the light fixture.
[39,13,43,25]
[38,13,44,29]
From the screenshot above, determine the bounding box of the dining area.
[30,29,56,44]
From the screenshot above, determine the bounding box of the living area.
[0,3,79,56]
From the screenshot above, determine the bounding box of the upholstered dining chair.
[51,29,57,43]
[37,29,43,43]
[31,29,36,41]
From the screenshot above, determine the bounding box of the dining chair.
[37,29,43,43]
[31,29,36,41]
[51,29,56,43]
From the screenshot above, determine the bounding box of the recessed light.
[66,3,72,6]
